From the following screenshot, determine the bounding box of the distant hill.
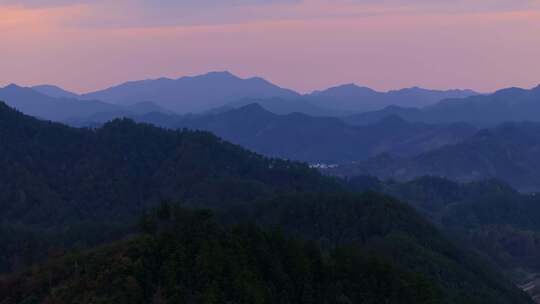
[76,72,479,115]
[72,103,476,164]
[31,84,80,99]
[344,175,540,301]
[81,71,301,113]
[342,105,424,125]
[0,84,119,121]
[0,84,171,122]
[344,85,540,126]
[307,84,477,113]
[327,122,540,191]
[226,97,342,116]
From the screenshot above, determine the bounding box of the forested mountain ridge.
[307,83,477,112]
[0,101,333,226]
[0,100,334,274]
[68,103,477,164]
[344,85,540,126]
[164,104,476,163]
[327,121,540,191]
[344,175,540,301]
[0,204,443,304]
[1,194,534,304]
[0,101,533,303]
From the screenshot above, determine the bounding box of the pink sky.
[0,0,539,93]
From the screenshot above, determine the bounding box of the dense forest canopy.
[0,101,534,303]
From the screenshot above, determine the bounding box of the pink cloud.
[0,2,539,93]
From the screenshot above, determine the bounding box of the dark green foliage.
[346,175,540,299]
[0,102,336,272]
[0,207,440,304]
[0,102,333,227]
[221,192,532,304]
[0,103,532,303]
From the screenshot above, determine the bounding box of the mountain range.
[307,83,477,113]
[327,121,540,191]
[345,85,540,126]
[66,103,477,164]
[79,71,301,114]
[345,175,540,301]
[24,71,479,116]
[150,104,476,163]
[0,84,170,122]
[0,102,532,304]
[10,72,540,129]
[15,72,540,129]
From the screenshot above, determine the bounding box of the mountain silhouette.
[81,71,301,113]
[328,121,540,191]
[105,103,476,164]
[31,84,80,99]
[0,84,170,122]
[307,83,477,112]
[345,85,540,126]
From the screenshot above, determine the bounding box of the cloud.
[1,0,538,32]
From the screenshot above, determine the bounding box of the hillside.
[308,84,477,113]
[343,176,540,301]
[0,101,333,227]
[0,84,169,122]
[1,195,533,304]
[327,122,540,191]
[0,101,334,273]
[344,85,540,127]
[0,101,533,303]
[69,104,476,164]
[0,84,119,121]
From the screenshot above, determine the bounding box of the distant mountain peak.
[197,71,238,79]
[334,83,374,91]
[4,83,23,90]
[31,84,80,99]
[81,71,300,113]
[492,87,527,96]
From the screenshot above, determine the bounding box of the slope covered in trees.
[344,176,540,300]
[328,122,540,191]
[0,101,334,273]
[0,102,533,303]
[221,192,532,304]
[68,103,476,164]
[0,101,333,227]
[1,196,533,304]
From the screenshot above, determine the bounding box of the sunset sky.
[0,0,539,93]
